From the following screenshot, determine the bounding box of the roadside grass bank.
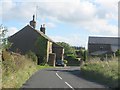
[2,50,52,88]
[0,56,2,89]
[81,57,119,88]
[2,50,37,88]
[37,65,53,70]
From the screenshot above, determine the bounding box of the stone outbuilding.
[88,36,120,56]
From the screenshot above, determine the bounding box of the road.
[21,66,107,89]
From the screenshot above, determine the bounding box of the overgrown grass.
[0,53,2,89]
[81,57,119,88]
[2,50,37,88]
[2,50,53,88]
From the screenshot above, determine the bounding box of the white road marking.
[65,82,74,89]
[56,71,74,89]
[56,73,62,80]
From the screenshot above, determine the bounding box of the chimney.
[30,15,36,29]
[40,24,45,34]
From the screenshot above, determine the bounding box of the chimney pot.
[40,24,45,34]
[30,15,36,29]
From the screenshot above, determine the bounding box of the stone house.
[88,36,120,56]
[8,15,64,65]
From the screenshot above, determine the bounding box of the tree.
[56,42,76,57]
[0,24,8,50]
[0,24,8,63]
[0,25,12,51]
[76,49,88,61]
[115,49,120,57]
[83,50,87,61]
[57,42,76,60]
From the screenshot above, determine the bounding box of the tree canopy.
[56,42,76,56]
[0,25,11,50]
[115,49,120,57]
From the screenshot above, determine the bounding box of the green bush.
[83,50,87,61]
[56,42,76,56]
[63,60,68,64]
[66,54,76,60]
[115,49,120,57]
[25,51,37,63]
[78,50,87,61]
[35,37,47,64]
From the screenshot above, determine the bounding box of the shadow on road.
[46,68,110,89]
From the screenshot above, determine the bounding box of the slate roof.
[88,36,120,46]
[10,25,62,48]
[8,24,63,50]
[29,25,54,42]
[34,26,63,48]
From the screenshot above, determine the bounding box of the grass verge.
[2,51,37,88]
[37,65,53,70]
[81,58,119,88]
[2,51,52,88]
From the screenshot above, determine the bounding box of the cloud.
[6,27,18,37]
[77,18,118,36]
[36,0,118,37]
[2,0,36,22]
[46,22,56,28]
[36,0,97,23]
[1,0,118,46]
[50,34,87,48]
[94,0,118,20]
[1,0,97,22]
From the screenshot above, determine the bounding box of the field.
[81,57,119,88]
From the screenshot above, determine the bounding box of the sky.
[0,0,119,49]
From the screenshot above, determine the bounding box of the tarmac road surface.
[21,66,107,89]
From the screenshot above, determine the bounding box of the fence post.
[105,54,107,61]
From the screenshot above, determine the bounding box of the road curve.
[21,66,107,89]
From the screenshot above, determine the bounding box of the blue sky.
[0,0,118,49]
